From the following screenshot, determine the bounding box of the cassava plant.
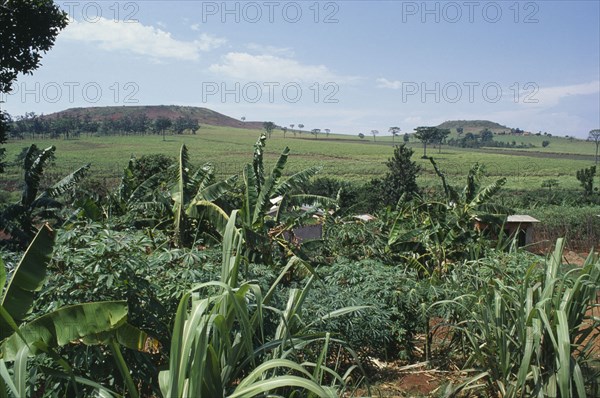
[0,224,154,397]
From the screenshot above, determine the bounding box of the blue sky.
[2,0,599,137]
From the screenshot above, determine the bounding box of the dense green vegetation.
[1,1,598,396]
[1,132,599,397]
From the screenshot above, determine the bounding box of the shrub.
[322,218,390,262]
[304,259,425,362]
[576,165,596,196]
[379,144,421,206]
[131,153,174,184]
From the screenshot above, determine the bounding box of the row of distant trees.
[357,127,409,144]
[357,126,449,157]
[5,112,200,141]
[354,127,600,161]
[260,121,331,140]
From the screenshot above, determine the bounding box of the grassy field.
[2,126,597,193]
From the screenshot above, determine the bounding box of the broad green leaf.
[187,200,229,236]
[0,224,54,340]
[1,301,128,360]
[21,146,56,208]
[43,163,91,199]
[252,147,289,226]
[196,175,238,203]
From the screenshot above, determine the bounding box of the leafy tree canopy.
[263,121,276,138]
[1,0,68,171]
[0,0,68,93]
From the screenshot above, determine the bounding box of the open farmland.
[1,125,596,194]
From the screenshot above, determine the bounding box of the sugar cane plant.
[159,210,367,397]
[439,238,600,397]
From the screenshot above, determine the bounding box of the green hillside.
[46,105,264,130]
[437,120,511,134]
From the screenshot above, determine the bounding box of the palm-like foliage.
[0,224,54,341]
[0,145,89,248]
[239,134,330,262]
[106,156,172,224]
[389,160,510,275]
[431,159,508,225]
[172,144,237,246]
[107,145,237,246]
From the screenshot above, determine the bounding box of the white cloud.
[246,43,295,57]
[61,17,226,61]
[208,52,339,82]
[519,80,600,107]
[376,78,403,90]
[190,24,200,31]
[195,33,227,51]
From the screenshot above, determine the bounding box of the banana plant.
[0,145,90,248]
[239,134,332,262]
[0,225,156,397]
[0,224,55,341]
[389,160,510,275]
[101,156,173,225]
[107,146,237,247]
[171,144,237,247]
[430,159,508,226]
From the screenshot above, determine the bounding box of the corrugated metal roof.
[507,215,539,223]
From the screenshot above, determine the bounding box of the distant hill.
[437,120,512,134]
[45,105,264,130]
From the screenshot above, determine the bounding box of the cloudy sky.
[2,1,599,137]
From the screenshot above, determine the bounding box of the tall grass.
[440,239,600,397]
[527,206,600,251]
[159,210,366,397]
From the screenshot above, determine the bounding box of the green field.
[2,125,597,193]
